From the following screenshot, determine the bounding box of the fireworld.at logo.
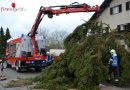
[0,2,26,12]
[11,2,16,8]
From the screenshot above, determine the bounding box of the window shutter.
[119,4,122,13]
[117,25,120,31]
[127,23,130,31]
[110,7,113,15]
[126,2,130,10]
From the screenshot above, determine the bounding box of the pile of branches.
[32,21,130,90]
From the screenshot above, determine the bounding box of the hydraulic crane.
[28,2,99,56]
[6,2,99,72]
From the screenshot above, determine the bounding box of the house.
[90,0,130,32]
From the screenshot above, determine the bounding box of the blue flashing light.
[32,61,35,64]
[42,60,45,63]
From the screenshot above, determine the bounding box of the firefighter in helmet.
[108,49,119,81]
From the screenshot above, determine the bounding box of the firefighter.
[108,49,119,81]
[45,52,53,66]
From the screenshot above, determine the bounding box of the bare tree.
[37,27,69,49]
[50,30,68,48]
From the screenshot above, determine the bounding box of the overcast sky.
[0,0,104,37]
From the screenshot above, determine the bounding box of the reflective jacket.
[111,55,118,67]
[46,55,52,61]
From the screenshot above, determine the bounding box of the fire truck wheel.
[6,63,11,68]
[6,62,11,68]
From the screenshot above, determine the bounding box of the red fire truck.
[5,2,99,72]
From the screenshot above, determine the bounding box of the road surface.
[2,68,40,80]
[0,68,41,90]
[100,85,130,90]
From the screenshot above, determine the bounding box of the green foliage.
[0,27,5,57]
[32,55,71,90]
[32,21,130,89]
[5,28,11,40]
[0,27,11,58]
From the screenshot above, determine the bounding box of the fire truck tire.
[15,61,21,72]
[6,62,11,68]
[6,64,11,68]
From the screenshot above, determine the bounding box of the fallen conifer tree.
[32,21,130,90]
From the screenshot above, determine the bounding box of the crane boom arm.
[28,3,99,56]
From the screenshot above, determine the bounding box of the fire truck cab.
[6,34,46,72]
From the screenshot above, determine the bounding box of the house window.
[110,4,122,15]
[117,23,130,32]
[117,25,125,31]
[126,1,130,10]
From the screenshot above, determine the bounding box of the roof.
[90,0,112,20]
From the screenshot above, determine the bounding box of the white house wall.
[97,0,130,29]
